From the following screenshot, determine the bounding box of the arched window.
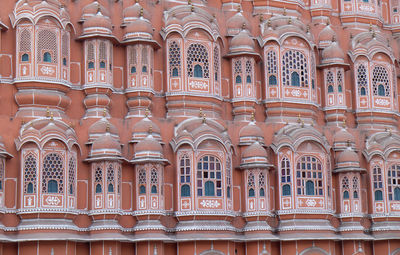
[326,71,334,93]
[395,187,400,201]
[142,66,147,73]
[187,43,209,78]
[169,41,181,77]
[181,184,190,197]
[235,75,242,84]
[296,155,323,196]
[373,165,383,201]
[246,75,251,83]
[42,153,63,194]
[305,180,315,195]
[378,84,385,96]
[96,184,102,193]
[282,50,308,87]
[342,176,350,199]
[388,165,400,200]
[357,64,368,96]
[282,184,291,196]
[375,190,383,201]
[328,85,334,93]
[21,54,29,62]
[151,185,157,194]
[88,62,94,69]
[343,191,349,199]
[107,164,115,194]
[108,183,114,193]
[260,187,265,197]
[131,66,136,74]
[100,61,106,69]
[249,188,255,197]
[150,169,158,194]
[139,185,146,194]
[24,154,37,194]
[63,58,67,66]
[138,168,146,194]
[194,64,203,78]
[338,85,343,93]
[352,176,359,199]
[43,52,52,63]
[372,65,390,96]
[95,166,102,194]
[172,68,178,77]
[291,72,300,86]
[269,75,277,86]
[197,155,222,197]
[205,181,215,196]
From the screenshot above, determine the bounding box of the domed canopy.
[124,17,154,41]
[321,41,345,65]
[81,0,110,20]
[88,118,119,143]
[226,12,250,36]
[131,135,168,164]
[88,133,123,161]
[131,117,161,142]
[82,10,112,36]
[229,29,255,54]
[239,122,265,146]
[240,142,273,169]
[123,2,150,22]
[319,25,335,45]
[333,128,355,150]
[334,147,365,173]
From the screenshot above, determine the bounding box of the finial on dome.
[283,7,287,16]
[237,5,241,12]
[267,19,271,27]
[372,31,376,38]
[346,139,351,148]
[46,107,50,118]
[199,108,203,118]
[386,127,392,136]
[145,108,150,117]
[250,112,255,122]
[140,7,144,17]
[191,5,195,12]
[306,25,310,33]
[106,123,110,133]
[135,0,139,3]
[149,125,153,134]
[288,17,292,24]
[202,113,206,124]
[342,119,346,128]
[242,23,246,30]
[326,20,330,25]
[96,5,102,15]
[50,112,54,121]
[369,23,373,32]
[102,108,107,117]
[260,15,264,23]
[332,35,336,42]
[297,114,301,124]
[21,119,25,125]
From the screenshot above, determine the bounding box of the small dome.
[333,128,355,145]
[91,133,121,154]
[227,12,250,34]
[336,148,360,165]
[239,122,264,145]
[132,117,161,139]
[81,1,110,19]
[123,3,150,21]
[125,18,153,35]
[242,142,267,159]
[319,25,335,42]
[135,135,163,154]
[321,41,345,64]
[82,11,112,34]
[89,118,118,136]
[229,30,255,53]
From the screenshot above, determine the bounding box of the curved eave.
[0,21,9,31]
[224,51,261,61]
[239,163,274,170]
[333,167,366,173]
[121,38,161,49]
[0,151,13,159]
[85,155,126,162]
[317,62,350,70]
[130,158,170,165]
[76,34,120,44]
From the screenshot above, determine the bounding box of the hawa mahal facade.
[0,0,399,254]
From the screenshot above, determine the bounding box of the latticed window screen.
[296,156,323,196]
[373,165,383,201]
[214,46,219,81]
[281,157,291,196]
[234,59,242,83]
[37,29,57,63]
[245,59,252,83]
[87,43,95,62]
[129,47,137,73]
[107,164,115,193]
[388,165,400,200]
[117,165,121,194]
[372,65,390,96]
[342,176,350,199]
[180,155,191,184]
[150,168,158,194]
[24,154,37,194]
[19,29,31,53]
[197,155,222,197]
[248,172,255,197]
[95,165,103,193]
[68,157,75,195]
[0,161,3,191]
[337,70,343,92]
[259,172,265,196]
[62,33,69,59]
[267,50,278,85]
[99,41,107,61]
[138,168,146,194]
[42,153,63,194]
[357,64,368,95]
[327,71,334,93]
[352,176,359,198]
[187,43,209,78]
[226,157,231,198]
[169,41,181,77]
[282,50,308,87]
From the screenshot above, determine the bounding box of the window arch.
[342,176,350,199]
[138,168,146,194]
[235,75,242,84]
[388,164,400,200]
[129,47,137,75]
[352,176,359,199]
[42,153,63,194]
[181,184,190,197]
[296,156,323,196]
[21,53,29,62]
[328,85,334,93]
[373,66,390,97]
[197,155,222,197]
[169,41,181,77]
[245,60,252,84]
[248,172,255,197]
[107,164,114,193]
[269,75,277,86]
[357,64,368,96]
[282,50,308,87]
[24,154,37,194]
[373,165,383,201]
[187,43,209,78]
[259,172,266,197]
[95,166,102,193]
[99,41,107,68]
[180,154,191,193]
[282,184,291,196]
[326,71,334,93]
[266,50,278,86]
[43,52,52,63]
[150,169,158,194]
